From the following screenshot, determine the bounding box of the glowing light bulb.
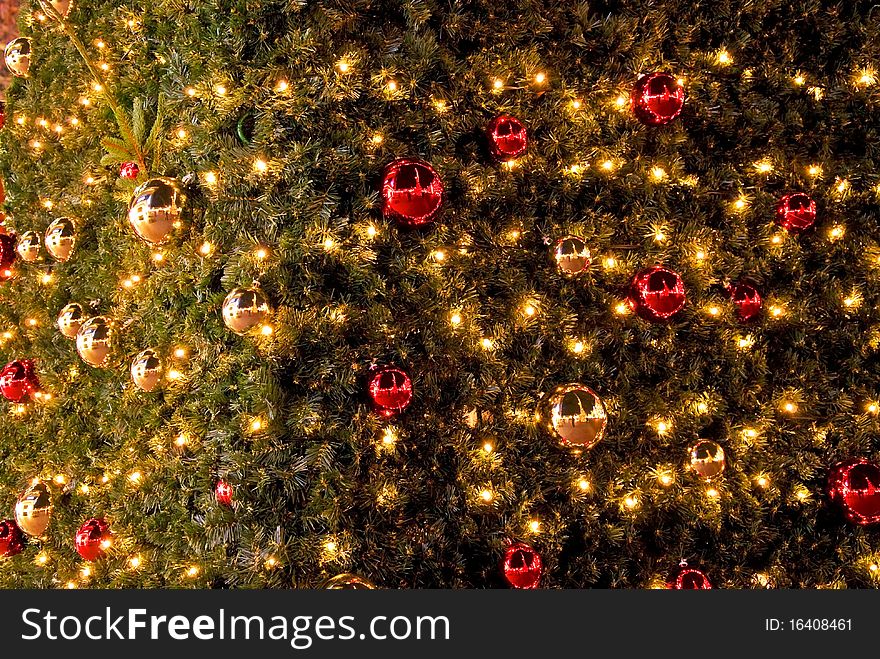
[186,566,200,578]
[571,341,585,354]
[716,49,732,65]
[254,158,268,173]
[185,87,196,97]
[175,434,187,447]
[382,427,397,445]
[783,401,797,413]
[492,78,504,90]
[371,133,383,145]
[650,166,666,181]
[36,553,48,566]
[577,479,590,492]
[433,249,446,262]
[570,99,582,110]
[386,80,398,92]
[129,556,142,569]
[807,164,823,177]
[528,519,541,533]
[337,60,350,73]
[755,160,773,173]
[480,338,494,350]
[523,303,537,317]
[793,74,805,86]
[366,225,378,238]
[260,324,273,336]
[601,159,615,171]
[255,247,269,260]
[450,312,462,326]
[128,471,142,484]
[534,72,546,84]
[624,495,639,509]
[275,80,289,92]
[214,84,227,96]
[480,489,494,502]
[204,171,218,186]
[176,128,187,140]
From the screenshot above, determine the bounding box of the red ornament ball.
[0,519,24,558]
[0,101,5,130]
[215,480,233,507]
[632,72,685,126]
[381,158,444,227]
[120,161,140,179]
[75,517,112,561]
[667,562,712,589]
[368,366,413,417]
[628,266,686,321]
[0,232,16,280]
[486,115,528,161]
[776,193,816,233]
[827,458,880,526]
[502,542,542,589]
[729,281,762,322]
[0,359,40,402]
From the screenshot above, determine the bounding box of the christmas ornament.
[14,481,52,537]
[130,348,162,392]
[688,440,726,480]
[75,316,114,367]
[0,232,15,278]
[553,236,591,275]
[542,383,607,449]
[486,115,528,161]
[632,72,684,126]
[381,158,444,227]
[127,177,186,244]
[44,217,76,262]
[321,573,376,589]
[0,359,40,402]
[4,38,31,78]
[222,286,271,334]
[827,458,880,526]
[120,161,140,180]
[729,281,762,322]
[74,517,111,561]
[16,231,41,263]
[38,0,73,18]
[0,100,5,130]
[215,480,233,507]
[628,266,686,321]
[368,366,413,417]
[0,519,24,558]
[502,542,542,589]
[776,193,816,233]
[56,302,85,339]
[667,561,712,589]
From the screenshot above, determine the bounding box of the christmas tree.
[0,0,879,589]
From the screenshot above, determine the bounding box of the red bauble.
[0,233,16,280]
[632,72,685,126]
[827,458,880,526]
[0,101,5,130]
[120,161,140,179]
[0,519,24,558]
[368,366,413,417]
[776,193,816,233]
[215,480,233,507]
[502,542,542,589]
[729,281,762,322]
[628,266,686,321]
[75,517,112,561]
[0,359,40,402]
[381,158,444,226]
[486,115,528,161]
[667,562,712,589]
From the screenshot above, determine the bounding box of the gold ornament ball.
[321,573,376,589]
[16,231,42,262]
[554,236,591,275]
[44,217,76,262]
[543,383,608,449]
[14,481,52,537]
[688,440,726,480]
[57,302,86,339]
[222,286,271,334]
[127,177,186,244]
[75,316,114,367]
[131,348,163,392]
[4,37,31,78]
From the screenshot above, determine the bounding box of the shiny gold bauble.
[4,38,31,78]
[688,440,726,480]
[57,302,85,339]
[321,573,376,589]
[543,383,607,449]
[553,236,591,275]
[16,231,41,262]
[14,481,52,537]
[222,286,271,334]
[127,177,186,244]
[131,348,162,392]
[44,217,76,262]
[75,316,114,367]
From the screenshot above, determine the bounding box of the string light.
[371,133,383,145]
[716,49,732,65]
[203,171,218,186]
[479,488,494,502]
[385,80,398,92]
[336,59,351,73]
[534,72,546,84]
[623,495,639,509]
[492,78,504,90]
[432,249,446,262]
[857,68,877,86]
[174,433,188,447]
[577,478,591,492]
[614,302,630,315]
[807,164,823,178]
[782,401,798,414]
[128,471,142,484]
[754,159,773,173]
[793,73,806,86]
[829,224,845,241]
[449,312,462,327]
[570,99,582,110]
[650,166,666,181]
[381,427,397,446]
[36,553,48,566]
[214,84,227,96]
[613,94,628,109]
[528,519,542,533]
[480,337,495,350]
[128,555,142,569]
[253,158,268,173]
[186,566,200,578]
[250,417,265,432]
[254,247,269,260]
[185,87,196,97]
[260,324,273,336]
